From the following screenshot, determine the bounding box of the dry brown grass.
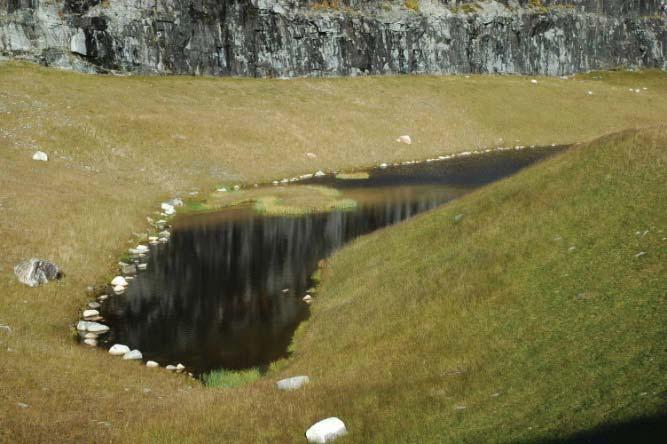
[0,63,666,442]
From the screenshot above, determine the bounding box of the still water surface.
[99,148,562,375]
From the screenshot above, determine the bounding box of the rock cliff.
[1,0,665,76]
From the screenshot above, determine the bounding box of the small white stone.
[161,202,175,212]
[32,151,48,162]
[165,365,177,371]
[276,375,310,391]
[113,285,125,294]
[137,263,147,271]
[76,320,88,331]
[111,276,127,287]
[587,90,593,95]
[86,322,109,333]
[98,295,108,301]
[233,185,240,191]
[146,360,159,368]
[83,309,99,318]
[306,152,317,159]
[379,163,388,168]
[314,170,326,177]
[305,417,347,443]
[88,302,101,309]
[217,187,228,192]
[530,79,538,84]
[83,338,97,346]
[84,332,98,339]
[122,350,142,360]
[109,344,130,356]
[395,135,412,144]
[176,363,185,372]
[303,295,313,304]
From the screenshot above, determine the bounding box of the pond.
[95,147,564,376]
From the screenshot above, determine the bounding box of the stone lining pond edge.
[74,141,570,379]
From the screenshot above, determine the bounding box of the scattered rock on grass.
[176,363,185,372]
[83,309,99,318]
[302,295,313,304]
[165,365,177,371]
[14,258,61,287]
[146,361,159,368]
[32,151,48,162]
[453,214,464,223]
[635,251,647,258]
[88,301,101,309]
[396,135,412,144]
[306,417,347,443]
[276,376,310,391]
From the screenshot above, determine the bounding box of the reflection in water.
[100,147,563,374]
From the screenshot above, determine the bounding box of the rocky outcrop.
[1,0,665,76]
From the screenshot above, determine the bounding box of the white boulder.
[32,151,48,162]
[122,350,143,360]
[135,245,149,254]
[276,376,310,391]
[305,417,347,443]
[146,360,159,368]
[86,322,110,333]
[109,344,130,356]
[396,135,412,144]
[83,309,99,318]
[78,321,109,333]
[111,276,128,287]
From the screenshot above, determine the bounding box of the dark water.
[98,147,563,375]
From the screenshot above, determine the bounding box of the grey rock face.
[1,1,665,76]
[14,258,61,287]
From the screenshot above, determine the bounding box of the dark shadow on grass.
[523,413,667,444]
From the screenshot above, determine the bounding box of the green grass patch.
[335,172,370,180]
[202,368,262,388]
[405,0,419,12]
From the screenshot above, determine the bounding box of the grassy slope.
[0,63,665,442]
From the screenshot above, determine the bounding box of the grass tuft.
[202,368,262,388]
